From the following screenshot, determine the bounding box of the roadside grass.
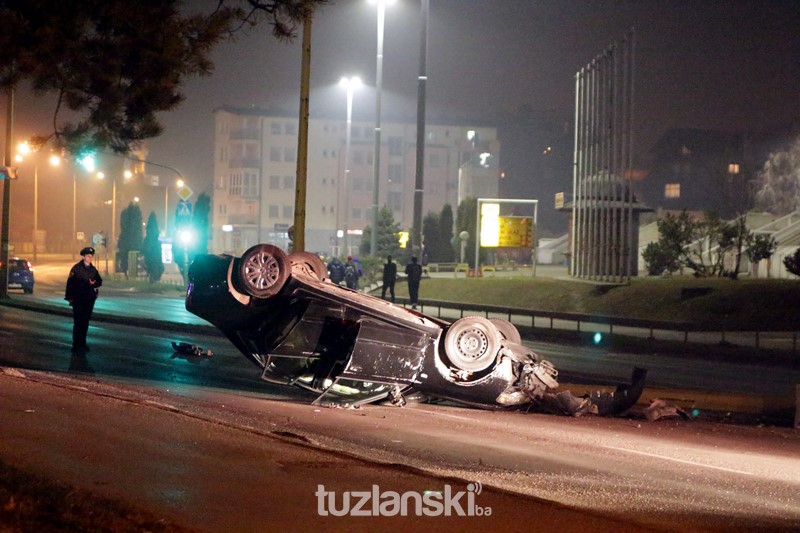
[387,275,800,330]
[0,459,190,533]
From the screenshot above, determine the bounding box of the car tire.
[489,318,521,344]
[443,316,500,372]
[238,244,290,298]
[288,252,328,282]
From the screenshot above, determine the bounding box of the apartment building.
[212,105,500,256]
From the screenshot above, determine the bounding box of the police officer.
[381,255,397,302]
[65,247,103,352]
[405,255,423,309]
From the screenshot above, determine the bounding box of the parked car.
[4,257,34,294]
[186,244,645,415]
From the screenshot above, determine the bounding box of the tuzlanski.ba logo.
[316,482,492,517]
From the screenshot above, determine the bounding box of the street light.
[15,142,61,261]
[339,75,362,256]
[368,0,396,257]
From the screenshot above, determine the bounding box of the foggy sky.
[8,0,800,234]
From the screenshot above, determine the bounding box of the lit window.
[664,183,680,199]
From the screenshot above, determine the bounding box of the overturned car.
[186,244,645,415]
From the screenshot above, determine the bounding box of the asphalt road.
[1,258,799,531]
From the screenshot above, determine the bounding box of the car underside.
[186,244,645,416]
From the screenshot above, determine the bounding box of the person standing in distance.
[404,255,423,309]
[65,246,103,353]
[381,255,397,302]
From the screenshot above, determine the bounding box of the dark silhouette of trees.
[192,193,211,256]
[117,202,143,274]
[359,206,402,259]
[142,212,164,282]
[0,0,326,155]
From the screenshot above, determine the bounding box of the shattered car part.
[171,342,212,357]
[186,244,645,415]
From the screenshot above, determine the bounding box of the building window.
[353,178,363,191]
[352,207,362,219]
[283,175,295,189]
[229,173,242,196]
[388,164,403,183]
[665,183,681,199]
[285,122,296,135]
[353,151,364,165]
[282,205,293,219]
[242,171,259,197]
[269,175,280,189]
[388,191,402,211]
[284,147,296,162]
[429,153,441,168]
[270,147,281,162]
[268,205,279,218]
[388,137,402,156]
[270,122,282,135]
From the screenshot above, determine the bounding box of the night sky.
[7,0,800,237]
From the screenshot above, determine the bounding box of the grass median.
[383,275,800,331]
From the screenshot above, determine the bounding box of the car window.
[13,260,30,270]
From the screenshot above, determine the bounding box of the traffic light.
[78,152,96,172]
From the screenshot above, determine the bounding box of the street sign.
[176,200,193,217]
[77,232,85,242]
[176,184,194,201]
[497,217,533,247]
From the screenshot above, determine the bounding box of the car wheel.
[238,244,289,298]
[288,252,328,282]
[489,318,521,344]
[443,316,500,372]
[23,288,33,294]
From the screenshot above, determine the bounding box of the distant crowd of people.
[326,254,423,308]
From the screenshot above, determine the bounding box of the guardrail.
[389,296,800,354]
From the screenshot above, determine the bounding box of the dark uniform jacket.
[65,261,103,305]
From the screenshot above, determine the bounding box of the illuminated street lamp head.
[49,155,61,166]
[96,171,105,180]
[339,76,362,89]
[176,179,185,188]
[17,141,31,155]
[124,170,133,179]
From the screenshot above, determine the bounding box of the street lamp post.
[369,0,395,258]
[339,76,361,257]
[15,143,61,261]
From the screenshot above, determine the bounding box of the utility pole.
[293,10,313,253]
[411,0,429,257]
[0,86,15,299]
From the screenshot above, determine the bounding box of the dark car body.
[186,244,644,413]
[5,258,34,294]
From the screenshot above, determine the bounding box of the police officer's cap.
[80,246,96,256]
